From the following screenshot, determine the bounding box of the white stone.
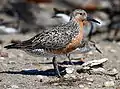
[109,49,117,53]
[87,51,93,55]
[92,68,105,72]
[11,85,19,88]
[65,67,74,74]
[8,61,16,64]
[103,81,115,87]
[0,57,5,60]
[84,87,89,89]
[83,58,108,67]
[86,78,94,82]
[0,26,17,34]
[112,68,118,74]
[64,74,76,79]
[117,42,120,46]
[36,75,44,79]
[79,84,84,88]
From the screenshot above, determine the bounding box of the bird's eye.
[83,13,86,15]
[79,13,82,15]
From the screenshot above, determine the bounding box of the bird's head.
[70,9,100,24]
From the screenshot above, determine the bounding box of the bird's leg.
[113,29,119,41]
[52,56,62,78]
[66,54,74,65]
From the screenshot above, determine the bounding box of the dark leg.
[66,54,74,65]
[52,56,62,77]
[106,23,112,39]
[113,29,119,41]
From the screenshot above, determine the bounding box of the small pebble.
[36,75,46,82]
[53,83,59,86]
[79,84,84,88]
[92,68,105,72]
[84,87,89,89]
[8,61,16,64]
[87,51,93,55]
[110,68,118,75]
[36,75,44,79]
[87,82,92,85]
[11,85,19,89]
[103,81,115,87]
[64,74,76,79]
[0,57,5,60]
[117,42,120,46]
[65,67,74,74]
[86,78,94,82]
[109,49,117,53]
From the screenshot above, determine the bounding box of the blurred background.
[0,1,120,89]
[0,0,119,40]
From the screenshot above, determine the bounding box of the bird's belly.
[24,49,66,57]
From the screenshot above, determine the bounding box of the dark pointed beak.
[95,46,102,54]
[87,17,100,24]
[93,44,102,54]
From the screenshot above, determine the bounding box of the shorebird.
[4,9,100,77]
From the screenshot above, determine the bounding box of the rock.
[86,78,94,82]
[36,75,48,82]
[84,87,89,89]
[82,58,108,67]
[109,49,117,53]
[90,68,118,76]
[103,81,115,87]
[36,75,45,82]
[36,75,44,79]
[17,53,24,58]
[0,26,17,34]
[0,57,5,60]
[64,74,76,79]
[8,61,16,64]
[79,85,89,89]
[65,67,74,74]
[87,82,92,85]
[87,51,93,55]
[11,85,19,89]
[79,84,84,88]
[106,68,118,76]
[117,42,120,46]
[91,67,105,72]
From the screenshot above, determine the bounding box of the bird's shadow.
[0,61,84,76]
[39,60,84,65]
[0,66,66,76]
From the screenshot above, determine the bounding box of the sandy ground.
[0,32,120,89]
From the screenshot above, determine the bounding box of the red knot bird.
[4,9,100,77]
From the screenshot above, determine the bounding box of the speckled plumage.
[5,9,97,77]
[13,20,81,57]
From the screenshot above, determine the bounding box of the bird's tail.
[4,43,22,49]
